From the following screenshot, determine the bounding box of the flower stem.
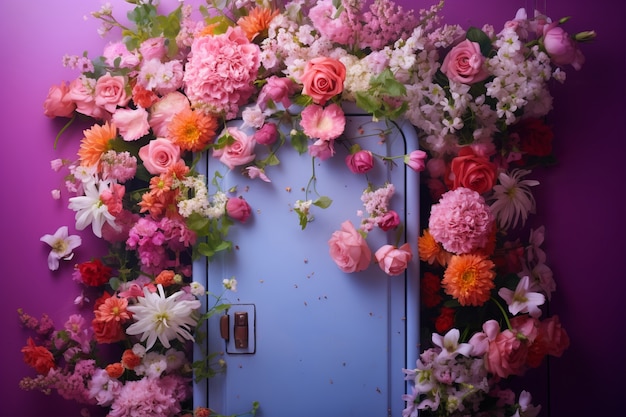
[490,296,513,331]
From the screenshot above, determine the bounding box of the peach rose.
[374,243,412,276]
[441,39,490,84]
[94,72,130,113]
[300,57,346,105]
[328,220,372,273]
[43,81,76,118]
[138,138,182,175]
[446,148,497,194]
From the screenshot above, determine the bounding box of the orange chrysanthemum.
[77,121,117,168]
[442,254,496,307]
[168,108,218,152]
[418,229,451,267]
[237,7,279,41]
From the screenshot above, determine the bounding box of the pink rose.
[482,320,528,378]
[226,197,252,223]
[68,77,108,120]
[374,243,412,276]
[441,39,490,84]
[258,76,298,110]
[139,37,167,61]
[377,210,400,231]
[300,57,346,105]
[138,138,181,175]
[149,91,191,137]
[43,81,76,118]
[542,22,584,70]
[111,107,150,141]
[212,127,256,169]
[308,139,335,161]
[404,150,427,172]
[345,150,374,174]
[254,122,278,146]
[328,220,372,273]
[94,73,130,113]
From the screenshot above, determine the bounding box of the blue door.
[194,109,420,417]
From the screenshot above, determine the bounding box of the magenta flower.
[40,226,82,271]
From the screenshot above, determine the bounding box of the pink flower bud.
[405,150,427,172]
[345,149,374,174]
[226,197,252,223]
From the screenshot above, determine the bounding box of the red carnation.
[77,258,112,286]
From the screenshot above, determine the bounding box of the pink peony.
[374,243,412,276]
[111,107,150,141]
[138,138,182,175]
[441,39,490,84]
[328,220,372,273]
[212,127,256,169]
[300,103,346,141]
[254,122,278,146]
[428,187,494,254]
[542,22,585,70]
[183,26,260,119]
[43,81,76,118]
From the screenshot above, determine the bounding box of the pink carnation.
[300,103,346,141]
[183,27,260,119]
[428,187,494,254]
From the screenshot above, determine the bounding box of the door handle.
[233,311,248,349]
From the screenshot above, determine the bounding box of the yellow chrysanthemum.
[168,108,218,152]
[237,7,279,41]
[442,254,496,307]
[77,121,117,168]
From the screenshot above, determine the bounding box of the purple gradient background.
[1,1,623,416]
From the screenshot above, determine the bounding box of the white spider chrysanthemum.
[489,169,539,230]
[126,284,201,350]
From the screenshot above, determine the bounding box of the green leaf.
[466,26,492,57]
[313,196,332,209]
[290,130,309,154]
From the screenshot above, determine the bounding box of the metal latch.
[233,311,249,348]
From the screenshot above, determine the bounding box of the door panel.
[194,110,420,417]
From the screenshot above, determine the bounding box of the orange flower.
[121,348,142,370]
[155,270,177,287]
[418,229,451,266]
[105,362,125,378]
[237,7,279,41]
[168,108,219,152]
[94,295,132,323]
[77,121,117,168]
[442,254,496,307]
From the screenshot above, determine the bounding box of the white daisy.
[489,169,539,230]
[126,284,201,350]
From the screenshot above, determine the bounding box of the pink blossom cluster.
[127,217,197,276]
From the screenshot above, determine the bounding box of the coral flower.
[443,254,496,307]
[78,121,118,168]
[418,229,450,267]
[237,7,279,41]
[168,108,218,152]
[21,337,55,375]
[95,296,132,323]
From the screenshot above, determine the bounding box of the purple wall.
[2,1,623,416]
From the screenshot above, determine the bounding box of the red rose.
[435,307,456,334]
[77,259,112,286]
[421,272,443,308]
[21,337,56,375]
[446,147,497,194]
[511,118,554,157]
[92,318,125,344]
